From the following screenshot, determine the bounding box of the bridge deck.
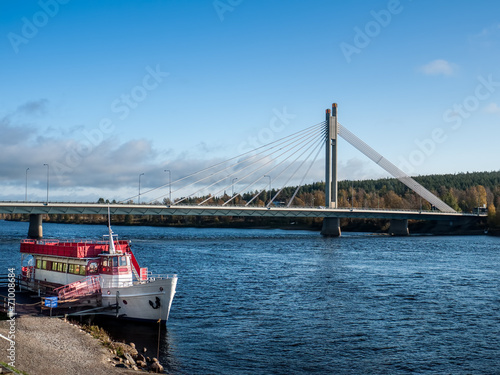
[0,202,485,221]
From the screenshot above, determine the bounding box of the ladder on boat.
[53,275,102,301]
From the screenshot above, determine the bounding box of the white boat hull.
[101,276,177,322]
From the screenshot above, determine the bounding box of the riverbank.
[2,215,491,235]
[0,316,149,374]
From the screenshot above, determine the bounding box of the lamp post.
[43,164,49,204]
[164,169,171,204]
[264,175,271,203]
[232,178,238,205]
[351,180,354,209]
[25,168,29,202]
[138,173,144,204]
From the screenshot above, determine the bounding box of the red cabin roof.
[20,239,131,258]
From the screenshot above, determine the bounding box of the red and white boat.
[19,223,177,324]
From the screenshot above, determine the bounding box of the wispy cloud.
[484,102,500,114]
[419,59,458,76]
[470,24,500,47]
[16,99,49,116]
[475,24,500,37]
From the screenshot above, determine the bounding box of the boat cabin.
[20,238,135,288]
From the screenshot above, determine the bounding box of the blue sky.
[1,0,499,202]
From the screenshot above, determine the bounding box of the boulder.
[124,352,136,366]
[134,354,146,363]
[149,361,164,373]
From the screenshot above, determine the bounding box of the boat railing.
[139,273,177,283]
[100,279,134,289]
[21,238,130,246]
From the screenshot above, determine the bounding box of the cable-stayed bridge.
[0,104,485,237]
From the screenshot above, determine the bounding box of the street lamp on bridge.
[164,169,171,204]
[43,164,49,204]
[231,178,238,205]
[25,168,29,202]
[138,173,145,204]
[264,174,271,204]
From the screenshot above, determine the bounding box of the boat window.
[79,266,86,275]
[36,259,41,269]
[63,263,68,273]
[58,263,63,272]
[52,262,58,271]
[69,264,74,274]
[112,257,118,267]
[74,265,80,274]
[119,257,127,266]
[102,259,108,267]
[42,260,47,270]
[88,261,98,274]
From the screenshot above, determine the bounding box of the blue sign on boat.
[45,297,58,308]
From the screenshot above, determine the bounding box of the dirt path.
[0,316,134,375]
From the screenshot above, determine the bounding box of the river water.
[1,220,500,374]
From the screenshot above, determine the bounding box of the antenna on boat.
[107,205,116,254]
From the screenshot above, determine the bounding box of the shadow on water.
[71,315,180,373]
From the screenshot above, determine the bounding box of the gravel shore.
[0,316,134,375]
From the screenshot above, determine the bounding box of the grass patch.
[115,345,124,357]
[0,361,30,375]
[80,323,113,349]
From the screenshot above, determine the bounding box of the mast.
[107,206,116,254]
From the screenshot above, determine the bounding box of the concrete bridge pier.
[28,214,43,239]
[389,219,409,236]
[321,217,341,237]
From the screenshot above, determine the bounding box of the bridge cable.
[173,123,324,205]
[286,135,326,208]
[121,121,325,204]
[222,126,327,206]
[148,122,326,205]
[267,133,326,208]
[197,128,322,206]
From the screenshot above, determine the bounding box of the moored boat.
[18,224,177,324]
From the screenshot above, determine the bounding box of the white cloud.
[468,24,500,49]
[472,24,500,39]
[419,59,458,76]
[338,158,388,181]
[484,102,500,114]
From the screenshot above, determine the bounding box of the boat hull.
[101,276,177,322]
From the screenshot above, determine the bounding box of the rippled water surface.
[1,220,500,374]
